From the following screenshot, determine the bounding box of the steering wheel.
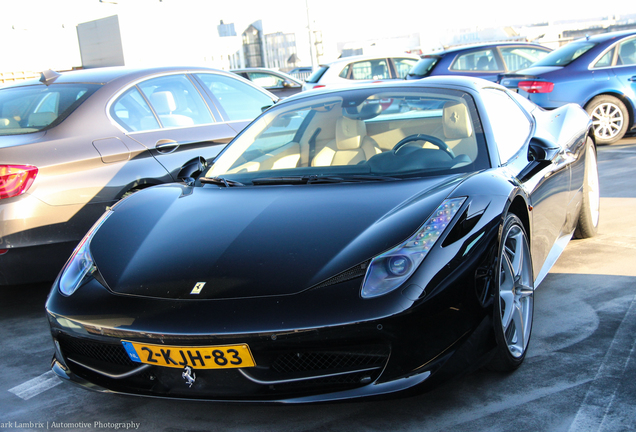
[393,134,455,158]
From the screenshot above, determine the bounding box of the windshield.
[407,57,439,78]
[207,87,489,184]
[305,66,329,83]
[0,83,101,136]
[532,42,596,67]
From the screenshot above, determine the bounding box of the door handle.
[628,76,636,82]
[155,139,179,154]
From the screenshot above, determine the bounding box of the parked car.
[406,42,552,82]
[47,76,599,402]
[0,66,277,285]
[499,30,636,144]
[231,68,303,98]
[303,53,420,90]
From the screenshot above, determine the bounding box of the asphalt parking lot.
[1,137,636,432]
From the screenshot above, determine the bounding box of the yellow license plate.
[121,341,255,369]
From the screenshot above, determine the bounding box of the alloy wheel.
[498,222,534,358]
[591,102,624,141]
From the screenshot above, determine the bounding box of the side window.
[617,38,636,66]
[593,47,616,68]
[338,64,351,78]
[246,72,284,89]
[481,89,532,164]
[111,87,159,132]
[138,74,214,128]
[451,49,500,71]
[349,59,390,80]
[196,73,274,121]
[500,47,550,72]
[392,58,418,78]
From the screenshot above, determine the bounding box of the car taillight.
[312,85,326,89]
[0,165,38,199]
[518,81,554,94]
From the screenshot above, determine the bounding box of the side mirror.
[177,156,207,185]
[518,138,562,182]
[528,138,560,163]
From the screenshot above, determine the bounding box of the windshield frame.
[206,85,490,185]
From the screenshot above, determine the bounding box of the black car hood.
[91,176,465,300]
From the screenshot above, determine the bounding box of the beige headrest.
[151,91,177,114]
[443,101,473,140]
[336,117,366,150]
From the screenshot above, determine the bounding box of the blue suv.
[500,30,636,144]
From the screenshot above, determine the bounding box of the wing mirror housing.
[518,138,561,182]
[528,138,560,163]
[177,156,207,185]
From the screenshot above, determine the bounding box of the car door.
[110,73,237,180]
[340,58,391,85]
[610,36,636,110]
[449,48,504,82]
[482,88,570,278]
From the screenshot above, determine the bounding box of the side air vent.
[311,261,370,289]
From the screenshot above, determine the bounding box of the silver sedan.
[0,66,277,285]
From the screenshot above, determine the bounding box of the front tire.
[574,137,600,239]
[586,95,629,145]
[488,213,534,372]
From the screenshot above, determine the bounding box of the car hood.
[91,176,466,300]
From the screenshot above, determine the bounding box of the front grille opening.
[271,348,388,373]
[57,334,135,367]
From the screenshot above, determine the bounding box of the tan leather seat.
[312,117,381,166]
[442,101,476,161]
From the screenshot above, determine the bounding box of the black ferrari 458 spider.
[46,76,599,402]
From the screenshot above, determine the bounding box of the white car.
[303,54,420,90]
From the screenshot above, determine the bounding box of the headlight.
[58,210,113,296]
[361,197,466,298]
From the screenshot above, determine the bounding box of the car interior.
[214,91,484,179]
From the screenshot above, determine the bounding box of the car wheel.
[574,137,600,239]
[586,95,629,145]
[488,213,534,372]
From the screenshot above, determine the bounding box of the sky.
[1,0,635,72]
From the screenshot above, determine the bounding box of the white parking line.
[8,370,62,400]
[567,294,636,432]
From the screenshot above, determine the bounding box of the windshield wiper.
[200,177,245,187]
[251,175,400,185]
